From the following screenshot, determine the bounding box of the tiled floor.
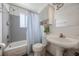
[23,49,77,56]
[23,52,79,56]
[23,51,53,56]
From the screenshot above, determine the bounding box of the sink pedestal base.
[55,46,64,56]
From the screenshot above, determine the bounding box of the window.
[20,13,28,28]
[56,19,68,27]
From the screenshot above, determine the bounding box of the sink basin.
[46,34,79,56]
[46,35,79,48]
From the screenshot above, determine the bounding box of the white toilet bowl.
[33,43,44,56]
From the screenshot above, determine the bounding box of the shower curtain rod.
[8,3,39,14]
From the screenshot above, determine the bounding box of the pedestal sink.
[46,34,79,56]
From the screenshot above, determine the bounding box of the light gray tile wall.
[2,4,27,43]
[10,14,26,42]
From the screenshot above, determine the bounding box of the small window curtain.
[26,12,42,54]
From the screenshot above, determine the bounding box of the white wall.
[13,3,47,13]
[0,4,2,43]
[54,3,79,38]
[0,3,9,44]
[2,4,9,45]
[39,6,48,21]
[39,3,79,38]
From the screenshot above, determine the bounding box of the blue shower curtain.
[26,12,42,54]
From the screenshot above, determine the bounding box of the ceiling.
[13,3,48,13]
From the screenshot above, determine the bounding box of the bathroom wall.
[0,4,27,44]
[39,3,79,38]
[0,3,10,44]
[2,4,10,45]
[10,14,26,42]
[9,5,27,42]
[39,6,48,22]
[54,3,79,38]
[0,4,2,43]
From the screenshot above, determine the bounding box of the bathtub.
[4,40,27,56]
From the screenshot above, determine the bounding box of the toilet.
[32,43,45,56]
[32,36,47,56]
[32,26,47,56]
